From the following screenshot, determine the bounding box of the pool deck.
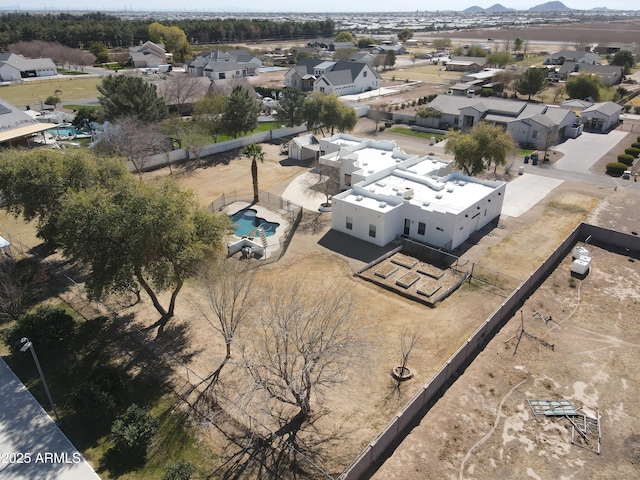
[223,202,290,259]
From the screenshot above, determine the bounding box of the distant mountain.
[529,1,572,11]
[485,4,512,12]
[464,3,513,13]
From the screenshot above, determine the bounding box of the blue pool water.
[258,66,288,73]
[231,209,279,237]
[46,126,78,137]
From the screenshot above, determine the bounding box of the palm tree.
[243,143,264,203]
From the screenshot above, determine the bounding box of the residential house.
[445,56,488,72]
[129,41,168,68]
[592,43,638,55]
[284,59,380,96]
[552,61,623,85]
[370,44,406,55]
[0,98,56,147]
[203,61,249,80]
[415,94,578,145]
[0,53,56,81]
[321,134,504,250]
[185,49,262,77]
[543,50,601,66]
[330,41,356,52]
[580,102,622,132]
[288,134,320,161]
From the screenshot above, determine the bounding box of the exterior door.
[404,218,410,235]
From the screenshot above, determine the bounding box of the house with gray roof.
[0,53,56,81]
[543,50,601,66]
[552,61,623,85]
[416,94,578,146]
[284,59,380,96]
[580,102,622,132]
[0,98,55,147]
[186,49,261,77]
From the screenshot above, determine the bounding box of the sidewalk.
[0,357,100,480]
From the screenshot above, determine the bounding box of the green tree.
[193,93,226,143]
[444,122,515,176]
[334,31,354,43]
[486,51,513,68]
[98,75,168,122]
[5,305,75,356]
[431,38,452,51]
[164,461,196,480]
[513,37,524,53]
[221,85,260,139]
[514,67,548,100]
[302,92,357,136]
[384,50,396,70]
[242,143,265,203]
[56,178,231,335]
[398,28,414,42]
[71,106,101,128]
[357,37,375,49]
[275,87,306,127]
[611,50,635,76]
[0,149,129,243]
[110,404,159,457]
[465,45,489,57]
[564,73,601,101]
[89,41,109,64]
[148,22,192,62]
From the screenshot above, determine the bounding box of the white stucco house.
[0,53,57,81]
[319,134,505,251]
[284,59,380,96]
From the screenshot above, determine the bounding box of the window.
[404,219,410,235]
[454,117,459,125]
[369,224,376,238]
[363,71,367,77]
[418,222,426,235]
[346,216,353,230]
[344,174,352,187]
[532,130,538,139]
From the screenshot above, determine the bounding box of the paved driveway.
[501,173,564,218]
[553,130,628,173]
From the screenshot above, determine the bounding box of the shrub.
[408,119,415,126]
[5,306,75,356]
[44,95,60,106]
[632,142,640,149]
[618,154,635,166]
[624,104,632,112]
[395,118,403,124]
[110,404,159,456]
[634,106,640,114]
[71,364,132,417]
[606,162,628,175]
[384,121,392,128]
[625,147,640,157]
[637,135,640,143]
[164,461,196,480]
[401,103,406,109]
[379,126,385,132]
[411,100,416,106]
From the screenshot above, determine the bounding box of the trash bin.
[524,155,529,164]
[531,153,538,166]
[518,166,525,175]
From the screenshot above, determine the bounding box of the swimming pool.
[258,66,288,73]
[230,209,279,237]
[46,126,78,137]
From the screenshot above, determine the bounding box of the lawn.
[387,126,445,142]
[0,76,102,108]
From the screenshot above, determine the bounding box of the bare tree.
[303,161,341,207]
[398,328,422,376]
[241,279,361,427]
[156,75,210,116]
[0,258,47,324]
[101,115,168,178]
[333,47,355,61]
[538,126,559,162]
[373,53,385,72]
[194,260,256,387]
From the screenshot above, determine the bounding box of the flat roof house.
[320,134,504,251]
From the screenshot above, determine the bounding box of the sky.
[4,1,638,13]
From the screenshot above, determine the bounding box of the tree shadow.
[296,212,331,236]
[207,405,340,480]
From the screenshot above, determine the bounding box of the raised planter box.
[396,272,420,289]
[375,264,399,279]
